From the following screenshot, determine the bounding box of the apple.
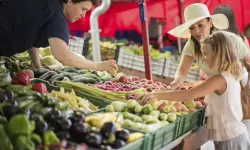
[140,78,148,83]
[158,103,170,113]
[169,105,177,112]
[119,76,128,84]
[132,76,140,81]
[143,84,150,88]
[134,81,140,84]
[173,103,184,112]
[184,100,196,108]
[127,77,133,83]
[104,81,113,85]
[122,85,130,89]
[195,101,203,109]
[131,86,139,90]
[155,82,162,85]
[182,105,189,112]
[146,98,158,110]
[167,113,177,122]
[110,78,118,83]
[199,99,208,106]
[147,80,154,84]
[188,108,197,113]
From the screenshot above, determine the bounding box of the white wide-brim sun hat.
[168,3,229,38]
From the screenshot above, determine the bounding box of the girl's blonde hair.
[200,31,241,79]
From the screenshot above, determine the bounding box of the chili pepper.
[32,83,48,94]
[16,72,30,85]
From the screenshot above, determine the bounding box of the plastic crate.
[117,47,165,75]
[69,36,84,55]
[176,107,206,138]
[163,57,200,82]
[145,120,179,150]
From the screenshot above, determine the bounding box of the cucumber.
[82,73,100,80]
[60,72,78,80]
[60,66,80,74]
[48,73,65,85]
[33,68,50,78]
[71,77,97,84]
[39,71,57,80]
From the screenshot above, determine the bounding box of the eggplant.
[70,122,89,142]
[56,131,70,140]
[3,89,14,100]
[115,129,130,141]
[69,112,85,124]
[0,93,8,102]
[58,118,72,131]
[2,101,19,120]
[35,119,48,135]
[112,139,126,148]
[100,122,117,138]
[46,109,62,123]
[85,133,102,147]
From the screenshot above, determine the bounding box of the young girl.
[136,31,250,150]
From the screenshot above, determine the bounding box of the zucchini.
[60,66,80,74]
[48,73,65,85]
[71,77,97,84]
[39,71,57,80]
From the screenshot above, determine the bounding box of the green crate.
[118,133,150,150]
[87,133,149,150]
[145,120,179,150]
[177,107,206,138]
[191,107,206,131]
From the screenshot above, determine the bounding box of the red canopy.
[68,0,250,37]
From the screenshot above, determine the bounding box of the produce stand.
[0,49,208,150]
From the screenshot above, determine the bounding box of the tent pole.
[139,0,152,80]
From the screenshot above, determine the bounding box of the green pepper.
[0,125,13,150]
[13,135,35,150]
[43,130,60,146]
[7,114,31,137]
[0,115,8,126]
[31,133,42,145]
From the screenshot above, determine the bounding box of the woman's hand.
[96,60,118,74]
[135,93,156,105]
[169,77,184,90]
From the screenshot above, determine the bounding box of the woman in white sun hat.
[168,3,250,100]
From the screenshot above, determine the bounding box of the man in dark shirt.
[0,0,118,73]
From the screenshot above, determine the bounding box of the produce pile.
[87,40,125,61]
[125,45,172,60]
[33,66,115,85]
[104,98,204,133]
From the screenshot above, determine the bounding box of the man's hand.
[28,47,42,69]
[96,60,118,74]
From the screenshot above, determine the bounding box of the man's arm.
[28,47,42,69]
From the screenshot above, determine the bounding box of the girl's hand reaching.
[96,60,118,74]
[136,93,157,105]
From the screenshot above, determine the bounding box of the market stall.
[0,48,207,149]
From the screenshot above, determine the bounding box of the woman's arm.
[48,38,117,72]
[170,55,194,89]
[28,47,42,69]
[137,74,226,104]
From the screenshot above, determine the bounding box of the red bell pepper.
[16,72,30,85]
[32,83,48,94]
